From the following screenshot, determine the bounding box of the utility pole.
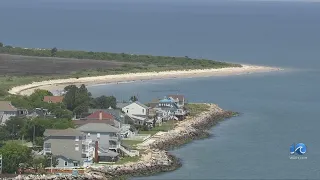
[50,155,53,173]
[33,125,36,147]
[0,154,2,174]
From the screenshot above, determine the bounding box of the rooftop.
[85,110,114,120]
[167,94,185,102]
[73,119,115,127]
[43,128,82,137]
[76,123,120,133]
[116,102,131,109]
[43,96,64,103]
[0,101,17,111]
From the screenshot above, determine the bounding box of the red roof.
[43,96,64,103]
[73,119,115,127]
[85,111,114,120]
[167,95,185,102]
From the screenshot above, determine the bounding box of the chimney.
[94,141,99,163]
[99,111,102,120]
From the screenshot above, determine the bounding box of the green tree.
[52,108,73,119]
[51,47,58,57]
[6,95,32,109]
[0,142,33,173]
[63,84,91,116]
[0,126,10,142]
[0,42,3,47]
[35,137,44,147]
[91,95,117,109]
[43,154,59,168]
[29,156,45,172]
[63,85,78,110]
[22,117,74,141]
[29,89,53,103]
[4,116,26,140]
[130,95,138,102]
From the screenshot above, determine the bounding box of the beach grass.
[121,140,143,148]
[139,120,176,135]
[114,156,141,165]
[185,103,210,116]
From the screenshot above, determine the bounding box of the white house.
[122,101,150,116]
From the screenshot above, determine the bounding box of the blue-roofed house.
[155,97,187,120]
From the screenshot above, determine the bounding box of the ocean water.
[1,0,320,179]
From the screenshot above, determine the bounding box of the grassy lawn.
[139,120,176,135]
[115,156,141,165]
[185,103,210,116]
[121,140,143,148]
[97,156,141,165]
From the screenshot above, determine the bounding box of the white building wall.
[122,103,147,116]
[0,111,17,124]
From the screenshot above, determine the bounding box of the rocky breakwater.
[150,103,235,150]
[8,171,106,180]
[89,103,236,179]
[89,149,181,179]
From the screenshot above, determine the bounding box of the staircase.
[119,145,139,157]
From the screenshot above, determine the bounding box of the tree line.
[0,42,241,68]
[0,84,139,173]
[0,141,58,174]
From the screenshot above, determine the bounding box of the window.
[75,136,79,141]
[64,161,68,166]
[142,109,144,113]
[73,163,78,167]
[75,144,79,151]
[44,143,51,148]
[97,133,100,138]
[127,110,128,113]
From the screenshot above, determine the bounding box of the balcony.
[174,110,186,116]
[109,136,119,141]
[44,148,52,155]
[109,144,120,149]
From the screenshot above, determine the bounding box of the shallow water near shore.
[1,0,320,179]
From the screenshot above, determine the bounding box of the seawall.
[89,104,235,180]
[10,104,236,180]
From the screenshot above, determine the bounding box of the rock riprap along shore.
[11,104,236,180]
[89,104,235,179]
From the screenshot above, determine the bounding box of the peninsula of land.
[0,44,283,98]
[8,64,281,96]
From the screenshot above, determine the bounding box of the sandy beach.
[8,65,283,96]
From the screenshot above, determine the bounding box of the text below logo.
[290,143,307,155]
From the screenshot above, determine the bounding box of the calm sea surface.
[1,0,320,179]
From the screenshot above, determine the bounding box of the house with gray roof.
[43,128,85,168]
[116,102,131,109]
[76,123,120,161]
[0,101,18,124]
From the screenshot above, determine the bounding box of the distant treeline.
[0,43,241,69]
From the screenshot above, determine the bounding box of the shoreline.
[12,104,235,180]
[8,64,283,96]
